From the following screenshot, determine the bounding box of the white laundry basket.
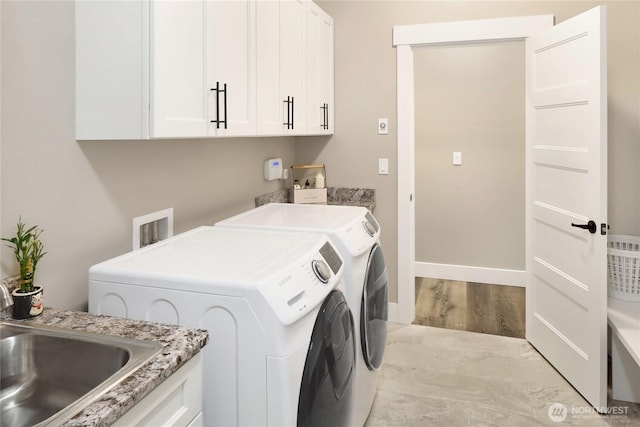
[608,235,640,302]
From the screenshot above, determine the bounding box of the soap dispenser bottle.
[314,171,325,189]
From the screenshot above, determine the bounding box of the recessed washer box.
[132,208,174,250]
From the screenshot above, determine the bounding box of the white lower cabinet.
[112,352,203,427]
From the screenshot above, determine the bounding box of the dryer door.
[297,290,355,427]
[360,243,388,370]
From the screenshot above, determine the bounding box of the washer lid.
[91,226,321,285]
[89,226,345,325]
[217,203,381,257]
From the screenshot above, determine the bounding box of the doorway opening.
[412,41,527,334]
[392,15,553,325]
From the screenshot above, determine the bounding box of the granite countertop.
[0,306,208,427]
[255,187,376,211]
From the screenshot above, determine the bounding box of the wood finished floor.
[413,278,526,338]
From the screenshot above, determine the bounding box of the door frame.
[392,15,554,324]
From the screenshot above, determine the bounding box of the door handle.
[571,220,597,234]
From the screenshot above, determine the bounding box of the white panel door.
[526,6,607,410]
[206,0,256,137]
[151,0,208,138]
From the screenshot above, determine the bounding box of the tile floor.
[365,324,640,426]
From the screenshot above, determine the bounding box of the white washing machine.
[88,226,356,427]
[216,203,388,427]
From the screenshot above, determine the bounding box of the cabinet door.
[111,354,203,427]
[256,0,283,135]
[279,0,306,135]
[206,0,256,137]
[305,2,334,135]
[151,0,208,138]
[76,0,148,140]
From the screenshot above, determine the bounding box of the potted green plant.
[2,218,47,319]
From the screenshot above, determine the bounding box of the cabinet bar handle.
[211,82,220,129]
[325,103,329,129]
[283,97,289,128]
[210,82,227,129]
[283,96,293,129]
[222,83,227,129]
[320,103,329,129]
[291,97,294,130]
[324,103,327,129]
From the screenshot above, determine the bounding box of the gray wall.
[414,41,525,269]
[299,0,640,303]
[0,1,297,310]
[2,1,639,310]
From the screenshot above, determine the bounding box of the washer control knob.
[312,259,331,284]
[363,220,376,237]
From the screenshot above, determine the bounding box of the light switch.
[453,151,462,165]
[379,158,389,175]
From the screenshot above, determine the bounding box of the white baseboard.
[415,262,526,287]
[387,302,399,323]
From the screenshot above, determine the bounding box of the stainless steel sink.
[0,321,162,427]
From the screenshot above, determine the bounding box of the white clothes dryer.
[88,226,355,427]
[216,203,388,427]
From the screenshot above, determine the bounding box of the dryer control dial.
[363,220,376,237]
[312,259,331,284]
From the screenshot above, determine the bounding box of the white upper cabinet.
[76,0,331,140]
[256,0,306,136]
[151,0,208,138]
[206,0,256,137]
[76,0,151,140]
[256,0,284,135]
[304,2,334,134]
[279,0,306,135]
[155,0,257,138]
[257,0,334,136]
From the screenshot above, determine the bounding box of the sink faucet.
[0,282,14,313]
